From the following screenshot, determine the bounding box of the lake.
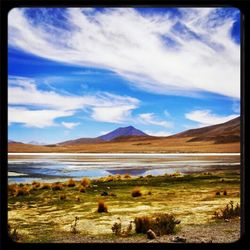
[8,153,241,183]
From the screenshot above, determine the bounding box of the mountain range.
[8,116,240,153]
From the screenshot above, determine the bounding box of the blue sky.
[8,7,240,144]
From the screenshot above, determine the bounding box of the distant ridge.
[171,116,240,144]
[8,116,240,153]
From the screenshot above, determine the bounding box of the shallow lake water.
[8,153,241,183]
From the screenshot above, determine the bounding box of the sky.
[8,7,241,144]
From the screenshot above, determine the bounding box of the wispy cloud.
[185,109,239,127]
[9,8,240,99]
[8,76,140,127]
[138,113,172,128]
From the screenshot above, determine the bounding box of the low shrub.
[134,213,181,235]
[70,216,79,234]
[111,218,133,237]
[97,200,108,213]
[115,174,122,181]
[8,224,20,242]
[134,216,151,234]
[132,187,142,197]
[213,201,240,220]
[40,183,51,190]
[59,194,66,200]
[81,177,91,187]
[51,183,63,191]
[8,184,18,196]
[124,173,131,179]
[15,187,30,197]
[111,221,122,236]
[79,187,86,193]
[104,176,114,182]
[32,181,41,188]
[67,178,76,187]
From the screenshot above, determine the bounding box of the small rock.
[147,229,157,239]
[225,219,230,222]
[107,186,110,189]
[171,236,187,243]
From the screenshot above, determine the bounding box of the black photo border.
[0,0,248,250]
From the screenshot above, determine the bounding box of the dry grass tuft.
[104,176,114,182]
[59,194,66,200]
[51,183,63,191]
[8,184,18,196]
[13,186,30,197]
[124,173,131,179]
[213,201,240,220]
[40,183,51,190]
[32,181,41,188]
[67,178,76,187]
[132,187,142,197]
[79,187,86,193]
[97,200,108,213]
[134,213,180,235]
[80,177,91,187]
[8,224,20,242]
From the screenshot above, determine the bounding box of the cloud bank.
[9,8,240,99]
[8,76,139,127]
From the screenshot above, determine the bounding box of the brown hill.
[171,116,240,144]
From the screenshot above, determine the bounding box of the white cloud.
[185,109,239,127]
[8,76,140,127]
[138,113,172,128]
[9,107,74,128]
[61,122,80,129]
[91,105,136,123]
[145,130,172,137]
[8,8,240,98]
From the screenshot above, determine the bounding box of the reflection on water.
[8,154,240,183]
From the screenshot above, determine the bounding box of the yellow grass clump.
[51,182,63,191]
[97,200,108,213]
[32,181,41,188]
[40,183,51,190]
[131,187,142,197]
[79,186,86,193]
[67,178,76,187]
[59,194,66,200]
[80,177,91,187]
[124,173,131,179]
